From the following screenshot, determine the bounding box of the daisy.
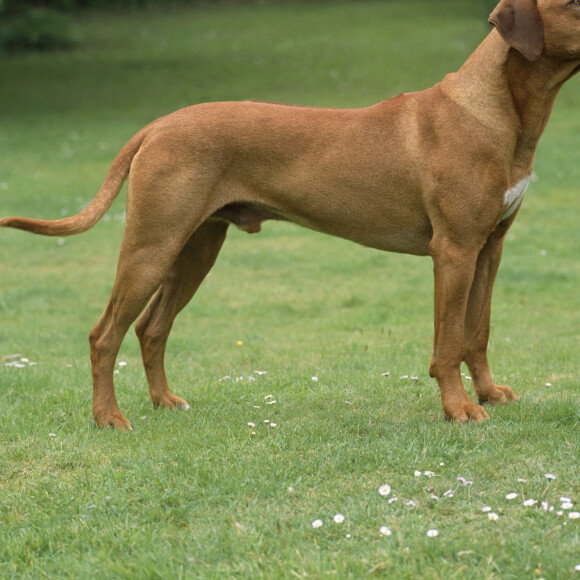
[544,473,556,480]
[426,529,439,537]
[482,506,492,512]
[523,499,538,507]
[311,519,323,529]
[568,512,580,519]
[505,492,518,500]
[333,514,345,524]
[488,512,499,521]
[379,526,392,536]
[378,484,392,497]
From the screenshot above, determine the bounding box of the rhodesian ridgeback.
[2,0,579,429]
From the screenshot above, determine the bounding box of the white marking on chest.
[499,176,530,222]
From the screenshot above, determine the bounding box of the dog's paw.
[152,392,190,411]
[94,409,133,431]
[444,402,489,424]
[477,384,519,406]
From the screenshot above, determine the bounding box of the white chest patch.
[499,176,530,222]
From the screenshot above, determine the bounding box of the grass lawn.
[0,1,579,578]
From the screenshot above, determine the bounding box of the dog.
[1,0,579,429]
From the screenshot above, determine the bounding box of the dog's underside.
[1,0,579,429]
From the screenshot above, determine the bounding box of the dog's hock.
[489,0,544,61]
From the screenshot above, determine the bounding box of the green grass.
[0,1,579,578]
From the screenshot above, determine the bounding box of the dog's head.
[490,0,580,63]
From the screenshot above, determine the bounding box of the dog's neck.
[441,29,578,173]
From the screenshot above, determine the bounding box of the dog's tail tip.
[0,214,95,236]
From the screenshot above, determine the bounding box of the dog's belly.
[212,197,433,256]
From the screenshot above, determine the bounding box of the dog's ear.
[489,0,544,61]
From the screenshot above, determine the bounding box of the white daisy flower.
[523,499,537,507]
[482,506,492,512]
[568,512,580,519]
[426,529,439,537]
[378,484,391,497]
[311,519,323,528]
[544,473,556,480]
[333,514,345,524]
[488,512,499,521]
[505,492,518,500]
[379,526,392,536]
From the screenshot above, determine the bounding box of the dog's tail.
[0,129,147,237]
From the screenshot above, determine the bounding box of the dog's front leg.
[429,237,489,423]
[463,226,519,406]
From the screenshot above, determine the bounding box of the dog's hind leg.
[89,208,212,430]
[135,220,229,412]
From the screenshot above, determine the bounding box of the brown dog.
[1,0,579,429]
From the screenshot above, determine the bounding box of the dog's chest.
[499,176,530,222]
